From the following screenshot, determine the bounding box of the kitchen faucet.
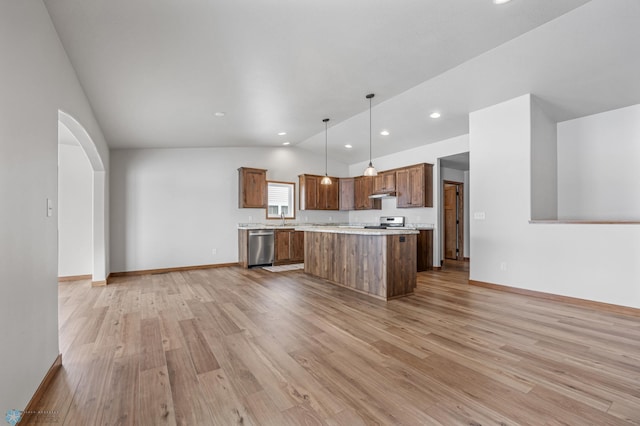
[280,212,285,226]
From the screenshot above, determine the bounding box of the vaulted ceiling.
[44,0,640,163]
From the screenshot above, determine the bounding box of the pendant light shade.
[363,93,378,177]
[321,118,332,185]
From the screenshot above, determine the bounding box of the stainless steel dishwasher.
[248,229,274,267]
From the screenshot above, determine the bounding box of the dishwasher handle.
[248,230,275,236]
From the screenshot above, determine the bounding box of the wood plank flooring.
[27,262,640,425]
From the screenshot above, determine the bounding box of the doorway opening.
[443,181,464,261]
[57,110,107,285]
[439,152,469,267]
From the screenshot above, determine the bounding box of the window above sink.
[266,181,295,220]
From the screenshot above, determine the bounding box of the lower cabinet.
[275,229,304,265]
[417,229,433,272]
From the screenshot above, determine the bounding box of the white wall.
[58,143,93,277]
[464,170,470,257]
[531,97,558,220]
[348,134,470,266]
[110,147,350,272]
[558,103,640,220]
[470,94,640,309]
[0,0,109,414]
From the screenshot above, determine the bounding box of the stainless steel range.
[364,216,406,229]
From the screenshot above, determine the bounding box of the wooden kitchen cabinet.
[299,174,338,210]
[238,167,267,208]
[290,230,304,261]
[299,174,319,210]
[238,229,249,268]
[339,178,355,211]
[417,229,433,272]
[319,178,339,210]
[275,229,304,264]
[373,171,396,193]
[396,163,433,208]
[354,176,381,210]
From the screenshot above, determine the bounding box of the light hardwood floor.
[28,263,640,425]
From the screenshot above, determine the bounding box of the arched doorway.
[58,110,107,285]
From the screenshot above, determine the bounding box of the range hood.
[368,191,397,199]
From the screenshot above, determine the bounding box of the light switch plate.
[474,211,486,220]
[47,198,53,217]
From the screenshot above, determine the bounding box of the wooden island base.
[303,229,417,300]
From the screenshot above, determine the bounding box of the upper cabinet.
[373,171,396,193]
[354,176,381,210]
[319,178,339,210]
[396,163,433,208]
[243,162,432,212]
[299,174,318,210]
[299,174,339,210]
[238,167,267,208]
[339,178,355,211]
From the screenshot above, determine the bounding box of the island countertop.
[295,226,419,236]
[237,223,433,231]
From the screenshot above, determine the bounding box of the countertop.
[237,223,433,230]
[296,226,419,235]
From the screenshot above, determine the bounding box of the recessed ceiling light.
[493,0,512,4]
[430,112,441,119]
[282,141,290,146]
[277,132,287,136]
[214,112,225,117]
[380,130,390,136]
[345,144,353,149]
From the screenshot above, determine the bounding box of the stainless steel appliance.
[248,229,274,267]
[364,216,406,229]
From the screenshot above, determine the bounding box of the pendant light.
[363,93,378,177]
[320,118,332,185]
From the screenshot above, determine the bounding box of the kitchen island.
[300,226,418,300]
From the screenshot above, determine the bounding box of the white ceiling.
[44,0,640,164]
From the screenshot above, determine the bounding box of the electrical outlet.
[248,215,253,222]
[212,248,217,255]
[500,262,507,271]
[328,216,332,222]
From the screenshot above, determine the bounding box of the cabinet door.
[238,168,267,208]
[354,176,380,210]
[373,174,385,193]
[374,171,396,193]
[417,229,433,272]
[396,168,411,208]
[318,179,338,210]
[354,176,367,209]
[290,231,305,262]
[324,180,339,210]
[339,178,355,211]
[275,230,291,262]
[422,163,433,207]
[408,166,424,207]
[299,175,319,210]
[396,164,432,208]
[383,171,396,192]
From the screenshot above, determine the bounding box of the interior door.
[444,183,458,260]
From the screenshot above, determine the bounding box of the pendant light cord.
[325,120,328,175]
[321,118,331,184]
[369,96,372,165]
